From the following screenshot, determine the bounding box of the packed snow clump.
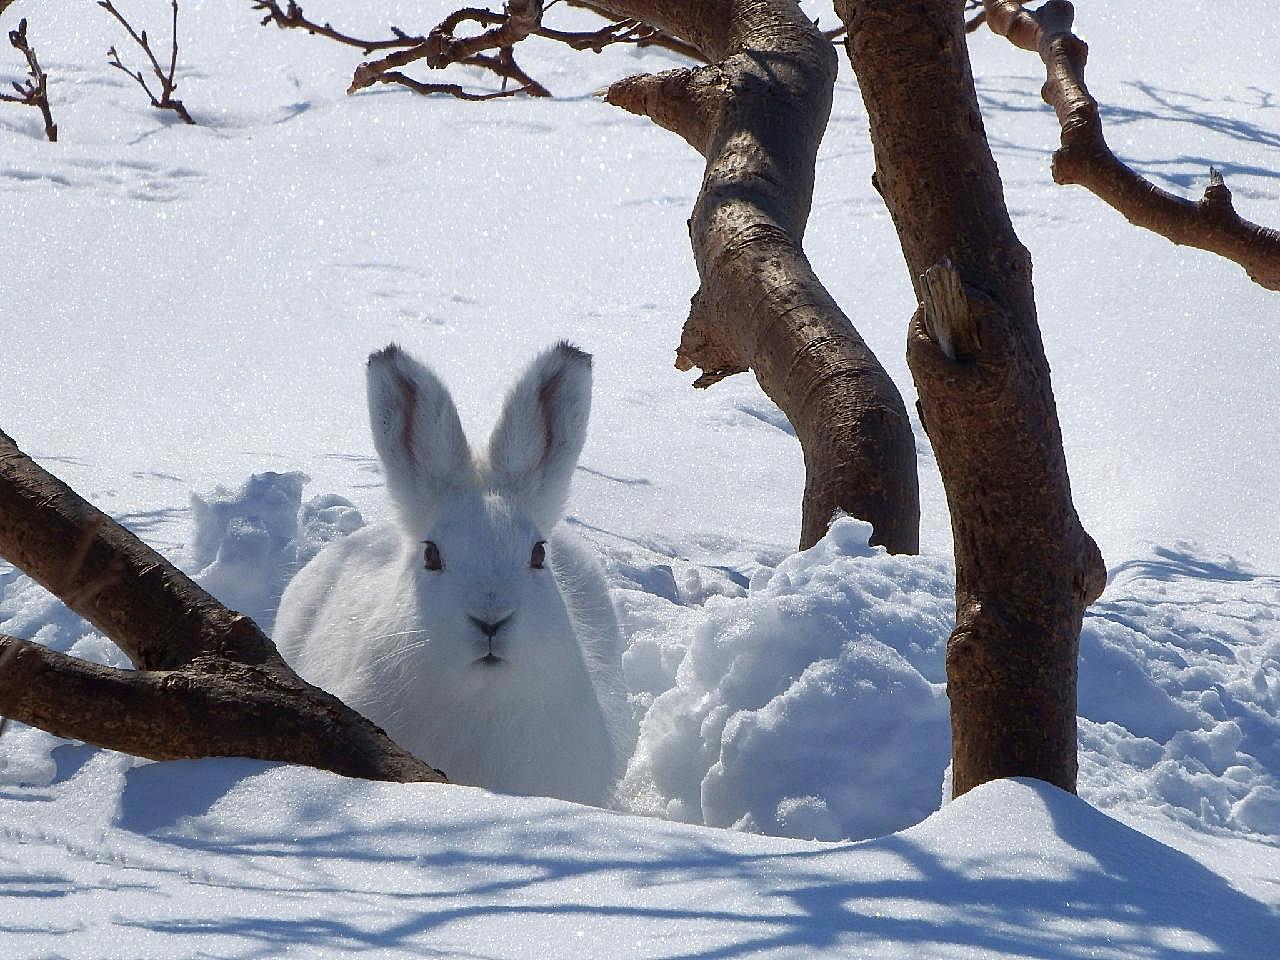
[617,517,955,841]
[190,472,364,632]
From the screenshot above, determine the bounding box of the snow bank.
[2,754,1276,960]
[8,482,1280,852]
[613,521,1280,846]
[617,518,954,841]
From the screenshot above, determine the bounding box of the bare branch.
[0,18,57,142]
[99,0,195,124]
[0,428,445,783]
[964,0,989,33]
[255,0,697,99]
[252,0,424,54]
[358,69,542,101]
[984,0,1280,291]
[349,0,547,94]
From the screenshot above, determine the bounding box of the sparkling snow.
[1,1,1278,957]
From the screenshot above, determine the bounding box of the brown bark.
[593,0,920,553]
[1,18,57,142]
[100,0,196,125]
[984,0,1280,291]
[837,0,1105,796]
[0,429,445,783]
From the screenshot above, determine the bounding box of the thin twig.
[365,71,538,101]
[0,18,57,141]
[99,0,195,124]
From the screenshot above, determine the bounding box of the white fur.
[275,343,626,805]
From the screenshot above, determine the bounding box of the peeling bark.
[837,0,1105,796]
[0,429,445,783]
[597,0,920,553]
[984,0,1280,291]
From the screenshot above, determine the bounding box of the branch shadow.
[92,766,1280,959]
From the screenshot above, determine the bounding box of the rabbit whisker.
[369,636,432,667]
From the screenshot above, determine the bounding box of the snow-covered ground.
[2,1,1278,956]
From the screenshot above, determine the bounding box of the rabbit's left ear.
[488,342,592,530]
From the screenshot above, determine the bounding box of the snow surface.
[2,1,1279,956]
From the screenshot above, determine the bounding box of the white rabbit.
[274,342,627,805]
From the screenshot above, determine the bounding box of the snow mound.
[5,754,1276,960]
[616,517,955,840]
[190,472,364,632]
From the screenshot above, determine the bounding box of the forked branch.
[0,18,57,142]
[0,428,444,783]
[100,0,195,124]
[253,0,695,100]
[984,0,1280,290]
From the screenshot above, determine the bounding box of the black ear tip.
[555,340,591,366]
[368,343,404,367]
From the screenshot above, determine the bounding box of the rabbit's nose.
[468,615,511,639]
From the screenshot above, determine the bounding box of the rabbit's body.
[273,343,625,805]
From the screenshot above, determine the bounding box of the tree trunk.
[0,429,445,783]
[593,0,920,553]
[836,0,1106,796]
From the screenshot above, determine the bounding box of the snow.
[2,1,1279,956]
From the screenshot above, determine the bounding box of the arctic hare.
[274,342,626,805]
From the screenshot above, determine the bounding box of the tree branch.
[255,0,696,100]
[349,0,549,95]
[99,0,195,124]
[252,0,425,53]
[0,429,445,783]
[595,0,921,553]
[984,0,1280,291]
[0,18,57,142]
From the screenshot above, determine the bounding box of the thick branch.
[599,1,920,553]
[0,429,444,783]
[984,0,1280,291]
[0,636,442,781]
[2,429,266,671]
[564,2,708,62]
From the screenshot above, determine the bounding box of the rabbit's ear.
[488,342,591,530]
[367,344,473,529]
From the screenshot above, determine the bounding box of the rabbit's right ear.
[367,344,473,530]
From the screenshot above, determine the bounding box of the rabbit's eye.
[423,541,443,571]
[530,541,547,569]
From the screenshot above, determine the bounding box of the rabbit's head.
[365,342,592,671]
